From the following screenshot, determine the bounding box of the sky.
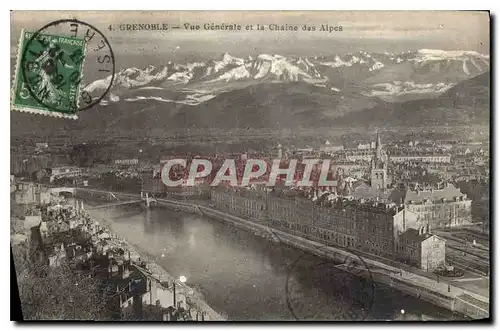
[11,11,490,67]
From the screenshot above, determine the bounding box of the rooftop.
[404,183,467,204]
[352,182,405,203]
[400,228,434,244]
[389,151,451,157]
[215,185,400,214]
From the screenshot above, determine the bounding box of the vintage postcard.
[10,11,490,322]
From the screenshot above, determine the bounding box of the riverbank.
[73,187,488,320]
[84,207,226,321]
[152,198,488,320]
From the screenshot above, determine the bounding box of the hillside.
[168,82,384,129]
[10,50,490,136]
[333,72,490,128]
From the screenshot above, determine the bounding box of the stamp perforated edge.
[10,28,85,120]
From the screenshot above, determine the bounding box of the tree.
[13,244,109,320]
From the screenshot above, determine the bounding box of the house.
[357,142,374,150]
[48,243,67,267]
[14,182,51,205]
[24,215,42,230]
[330,162,367,179]
[320,140,344,153]
[397,226,446,271]
[404,183,472,228]
[115,159,139,166]
[35,142,49,152]
[50,166,82,183]
[10,175,16,193]
[141,278,177,309]
[349,181,404,204]
[39,221,49,238]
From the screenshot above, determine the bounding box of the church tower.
[375,131,382,161]
[370,131,389,190]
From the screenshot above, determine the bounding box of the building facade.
[212,188,268,222]
[11,154,51,175]
[370,132,391,190]
[389,153,451,164]
[330,161,368,180]
[210,187,445,268]
[115,159,140,166]
[396,227,446,271]
[50,166,83,182]
[14,182,51,205]
[320,143,344,154]
[344,150,374,162]
[404,183,472,229]
[357,142,375,150]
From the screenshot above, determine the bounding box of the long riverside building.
[210,188,445,269]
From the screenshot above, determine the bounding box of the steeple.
[375,131,382,161]
[370,130,389,190]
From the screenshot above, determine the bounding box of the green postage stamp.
[11,30,87,119]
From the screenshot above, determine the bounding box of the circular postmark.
[263,218,290,261]
[285,248,375,321]
[20,19,115,114]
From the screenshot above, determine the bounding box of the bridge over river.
[49,187,157,210]
[60,186,487,320]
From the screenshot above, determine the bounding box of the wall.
[453,296,489,319]
[407,200,472,229]
[212,189,399,259]
[390,277,455,311]
[393,208,419,247]
[141,281,176,309]
[421,236,446,271]
[159,197,487,320]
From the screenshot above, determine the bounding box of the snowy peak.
[213,52,245,73]
[408,49,490,80]
[209,66,250,82]
[318,49,489,72]
[85,49,489,105]
[144,65,157,74]
[222,52,244,64]
[251,54,325,82]
[204,53,327,84]
[417,49,490,60]
[255,53,310,81]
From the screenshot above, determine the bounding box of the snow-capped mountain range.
[85,49,489,105]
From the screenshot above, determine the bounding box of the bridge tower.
[141,191,156,209]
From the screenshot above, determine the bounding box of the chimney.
[419,226,423,236]
[427,223,431,235]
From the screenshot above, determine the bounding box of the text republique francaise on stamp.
[11,19,115,119]
[12,31,86,119]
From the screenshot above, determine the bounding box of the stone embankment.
[155,198,489,320]
[83,208,226,321]
[74,188,488,320]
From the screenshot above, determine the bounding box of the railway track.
[446,254,489,276]
[446,243,489,260]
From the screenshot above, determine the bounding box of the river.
[85,202,464,321]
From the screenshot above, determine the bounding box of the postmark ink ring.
[14,19,115,118]
[284,248,375,321]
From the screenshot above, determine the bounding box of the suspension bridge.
[87,200,143,210]
[49,186,157,210]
